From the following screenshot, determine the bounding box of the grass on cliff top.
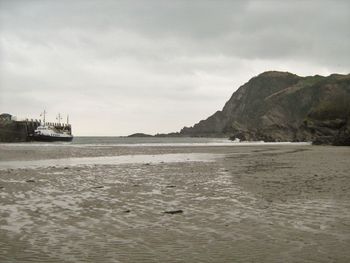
[301,75,325,86]
[308,94,350,121]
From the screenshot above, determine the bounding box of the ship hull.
[32,135,73,142]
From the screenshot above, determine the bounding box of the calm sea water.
[0,137,309,170]
[49,136,310,147]
[71,136,231,145]
[1,136,310,147]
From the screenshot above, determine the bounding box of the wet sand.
[0,144,349,262]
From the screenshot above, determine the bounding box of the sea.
[71,136,234,145]
[2,136,310,147]
[0,136,309,170]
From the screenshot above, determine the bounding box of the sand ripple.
[0,145,349,262]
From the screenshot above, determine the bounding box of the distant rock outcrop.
[127,133,153,137]
[180,71,350,144]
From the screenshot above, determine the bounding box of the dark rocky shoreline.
[179,71,350,145]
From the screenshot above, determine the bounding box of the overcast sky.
[0,0,349,136]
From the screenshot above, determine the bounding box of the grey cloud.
[2,0,349,65]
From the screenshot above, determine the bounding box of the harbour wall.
[0,119,41,142]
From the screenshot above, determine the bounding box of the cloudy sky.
[0,0,349,136]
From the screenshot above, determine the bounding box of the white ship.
[33,111,73,142]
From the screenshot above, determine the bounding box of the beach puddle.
[0,153,223,170]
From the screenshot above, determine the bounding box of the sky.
[0,0,349,136]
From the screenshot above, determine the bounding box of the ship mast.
[66,114,69,125]
[41,110,46,125]
[56,113,62,124]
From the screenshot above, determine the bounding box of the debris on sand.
[163,210,183,214]
[165,185,176,188]
[25,179,36,183]
[93,186,104,189]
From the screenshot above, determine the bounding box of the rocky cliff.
[180,71,350,144]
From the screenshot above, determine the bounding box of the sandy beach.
[0,143,349,262]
